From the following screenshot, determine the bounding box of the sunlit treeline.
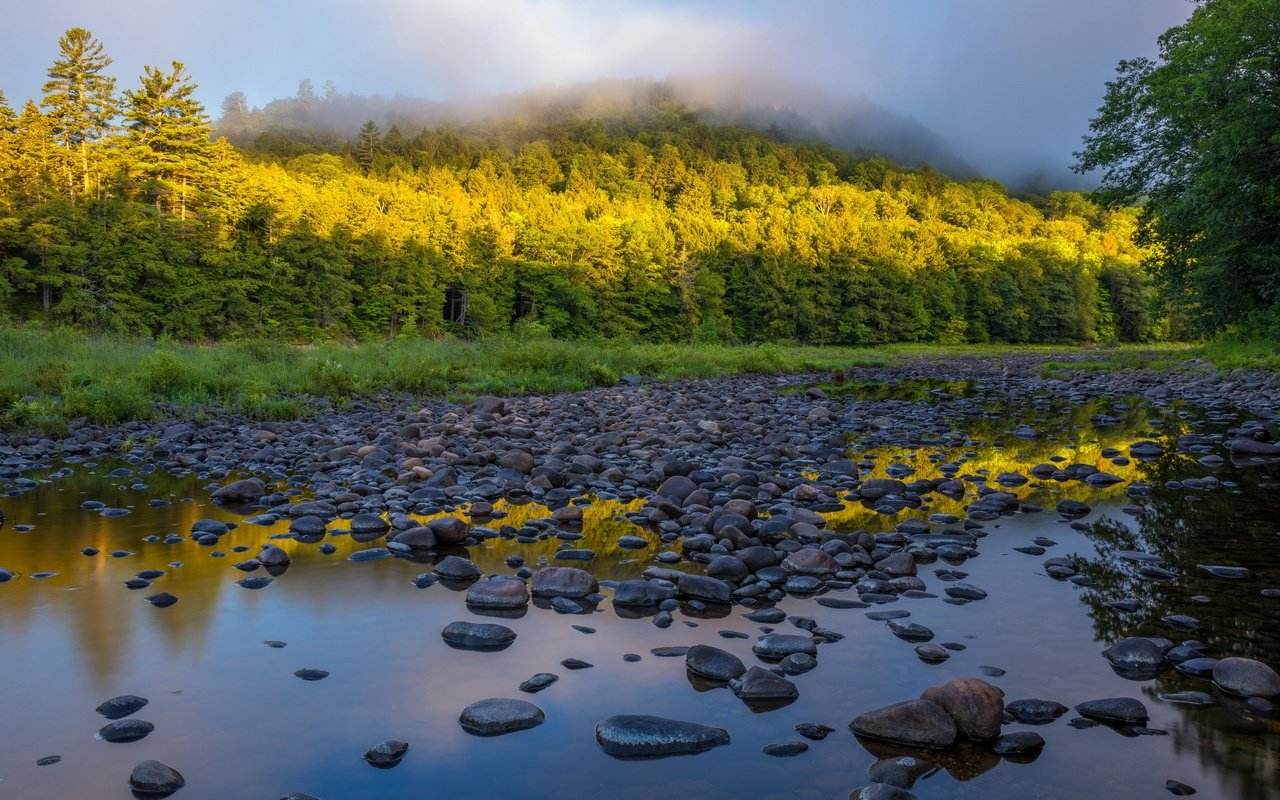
[0,29,1160,343]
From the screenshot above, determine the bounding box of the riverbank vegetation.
[0,328,1201,433]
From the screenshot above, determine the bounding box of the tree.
[1075,0,1280,334]
[220,91,248,120]
[296,79,315,103]
[123,61,213,219]
[356,119,381,173]
[41,27,120,202]
[0,89,16,134]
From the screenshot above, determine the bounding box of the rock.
[237,576,273,589]
[1075,697,1149,724]
[887,621,934,642]
[850,699,958,749]
[441,621,517,650]
[762,739,809,756]
[783,548,839,576]
[914,644,949,663]
[685,645,746,681]
[611,573,680,604]
[466,579,530,609]
[920,678,1004,741]
[146,592,179,608]
[293,668,329,681]
[427,516,470,545]
[1212,657,1280,698]
[519,673,559,693]
[98,719,155,742]
[1165,779,1197,796]
[677,573,733,604]
[753,634,817,659]
[458,698,545,736]
[434,556,481,581]
[96,695,148,719]
[530,566,599,598]
[731,666,798,700]
[795,722,834,740]
[994,731,1045,756]
[595,715,730,757]
[363,740,408,767]
[1056,499,1091,517]
[1004,699,1068,724]
[212,478,265,502]
[1102,637,1168,677]
[259,545,291,566]
[943,583,987,601]
[128,760,185,795]
[1228,438,1280,456]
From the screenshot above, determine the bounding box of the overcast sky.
[1,0,1193,184]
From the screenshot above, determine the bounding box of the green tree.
[123,61,213,219]
[1075,0,1280,333]
[355,119,381,174]
[41,27,120,202]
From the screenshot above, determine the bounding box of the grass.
[0,327,1261,431]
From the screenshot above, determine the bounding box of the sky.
[1,0,1194,186]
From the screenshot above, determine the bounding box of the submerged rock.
[128,760,185,795]
[850,699,958,749]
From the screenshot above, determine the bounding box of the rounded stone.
[458,698,546,736]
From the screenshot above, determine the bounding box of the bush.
[61,379,153,423]
[587,361,619,386]
[139,349,194,396]
[303,358,357,397]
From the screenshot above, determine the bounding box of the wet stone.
[795,722,834,740]
[363,740,408,768]
[762,739,809,756]
[99,719,155,743]
[519,673,559,693]
[459,698,545,736]
[128,760,184,795]
[96,694,149,720]
[441,621,516,650]
[595,715,730,757]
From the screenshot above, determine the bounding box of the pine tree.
[41,27,120,203]
[0,89,16,134]
[124,61,213,219]
[356,119,381,174]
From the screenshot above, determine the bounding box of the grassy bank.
[0,328,1231,433]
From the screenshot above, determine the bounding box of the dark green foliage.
[1076,0,1280,335]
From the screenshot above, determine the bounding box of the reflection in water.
[0,388,1277,799]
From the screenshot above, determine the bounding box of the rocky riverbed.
[1,353,1278,799]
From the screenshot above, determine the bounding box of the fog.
[1,0,1193,188]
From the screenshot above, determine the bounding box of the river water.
[0,388,1277,799]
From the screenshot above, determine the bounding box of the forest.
[1,29,1162,345]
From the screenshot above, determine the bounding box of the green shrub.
[139,349,194,396]
[61,379,153,423]
[587,361,619,386]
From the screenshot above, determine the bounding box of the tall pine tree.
[124,61,213,219]
[41,27,119,203]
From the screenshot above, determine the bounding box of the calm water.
[1,391,1278,799]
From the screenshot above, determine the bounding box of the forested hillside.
[0,29,1158,344]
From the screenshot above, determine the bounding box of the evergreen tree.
[356,119,381,174]
[40,27,119,202]
[0,89,16,134]
[123,61,213,219]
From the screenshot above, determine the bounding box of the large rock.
[434,556,481,581]
[753,634,817,659]
[685,645,746,682]
[850,699,958,749]
[465,579,529,609]
[920,678,1004,741]
[1101,637,1167,677]
[1075,697,1149,724]
[595,715,730,757]
[99,719,155,743]
[731,667,799,700]
[427,516,470,545]
[441,621,517,650]
[677,574,732,604]
[211,478,264,502]
[129,760,185,795]
[1213,657,1280,698]
[783,548,839,576]
[612,579,677,607]
[657,475,699,503]
[458,698,545,736]
[530,567,599,598]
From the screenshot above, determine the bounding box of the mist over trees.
[0,28,1162,344]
